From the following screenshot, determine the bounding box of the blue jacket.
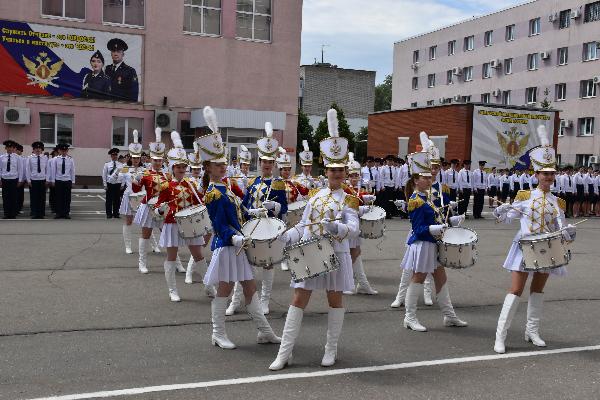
[242,176,288,220]
[431,182,450,208]
[407,192,438,245]
[205,183,243,250]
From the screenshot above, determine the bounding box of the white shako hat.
[257,122,278,160]
[407,131,432,176]
[149,127,166,160]
[530,126,556,172]
[299,139,313,165]
[238,145,252,164]
[128,129,142,157]
[420,131,440,165]
[195,106,228,163]
[188,141,202,169]
[167,131,188,169]
[276,146,292,168]
[347,152,361,174]
[320,108,348,168]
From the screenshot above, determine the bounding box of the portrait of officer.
[105,38,139,102]
[81,50,111,100]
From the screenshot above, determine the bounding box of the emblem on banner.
[22,52,64,89]
[496,127,529,167]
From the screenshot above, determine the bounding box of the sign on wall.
[471,106,555,170]
[0,19,142,102]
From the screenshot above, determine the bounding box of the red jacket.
[343,183,368,205]
[284,179,309,203]
[132,169,170,204]
[154,178,204,223]
[222,177,245,199]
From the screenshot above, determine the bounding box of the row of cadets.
[360,156,379,191]
[240,122,288,315]
[25,142,49,219]
[132,128,169,273]
[486,167,500,208]
[102,147,124,219]
[269,108,360,370]
[492,127,576,353]
[153,131,208,302]
[118,130,144,254]
[1,140,24,219]
[293,140,319,189]
[198,106,280,349]
[48,143,75,219]
[344,152,378,295]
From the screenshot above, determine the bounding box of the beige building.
[393,0,600,166]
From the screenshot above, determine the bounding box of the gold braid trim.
[408,196,425,212]
[557,197,566,211]
[271,179,286,191]
[204,187,222,204]
[441,184,450,194]
[344,194,359,210]
[515,190,531,202]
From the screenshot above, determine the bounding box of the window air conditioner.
[548,13,557,22]
[453,95,462,101]
[3,107,31,125]
[492,89,502,97]
[154,110,178,131]
[560,119,573,128]
[490,59,501,69]
[452,67,462,75]
[540,51,551,60]
[411,62,419,70]
[593,76,600,84]
[570,9,581,19]
[588,156,599,165]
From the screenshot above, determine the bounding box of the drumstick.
[236,213,266,256]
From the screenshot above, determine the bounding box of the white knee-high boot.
[151,231,161,253]
[185,255,195,284]
[423,273,435,305]
[246,293,281,344]
[354,257,378,295]
[269,305,304,371]
[163,261,181,302]
[138,238,149,274]
[122,224,133,254]
[261,269,275,315]
[391,269,412,308]
[525,292,546,347]
[437,284,468,327]
[226,282,243,316]
[321,308,345,367]
[494,293,520,354]
[403,282,427,332]
[211,297,236,349]
[175,255,186,273]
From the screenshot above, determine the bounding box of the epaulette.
[308,188,320,198]
[441,184,450,194]
[515,190,531,202]
[344,194,359,210]
[204,187,222,204]
[408,195,425,212]
[120,167,129,173]
[248,176,258,187]
[557,197,566,211]
[159,180,170,191]
[271,179,286,191]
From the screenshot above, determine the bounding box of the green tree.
[374,74,392,112]
[297,108,314,155]
[540,87,552,109]
[314,103,355,155]
[354,126,368,163]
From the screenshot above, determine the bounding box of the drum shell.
[437,227,478,269]
[283,236,340,283]
[174,205,212,239]
[147,197,164,222]
[519,232,570,272]
[286,200,307,227]
[128,191,146,212]
[359,206,386,239]
[241,218,287,267]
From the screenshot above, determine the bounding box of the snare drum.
[241,217,287,267]
[360,206,386,239]
[437,227,478,269]
[286,200,307,227]
[147,196,164,222]
[283,236,340,283]
[128,191,146,212]
[174,205,212,239]
[519,231,570,272]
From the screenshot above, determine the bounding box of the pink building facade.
[0,0,302,183]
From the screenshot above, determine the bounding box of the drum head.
[442,227,477,244]
[521,231,561,242]
[175,205,206,217]
[242,218,286,240]
[288,200,308,211]
[362,206,386,221]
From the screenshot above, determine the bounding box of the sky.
[301,0,527,83]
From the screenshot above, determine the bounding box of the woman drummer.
[199,106,280,349]
[492,127,576,354]
[269,109,359,370]
[118,130,144,255]
[152,131,208,302]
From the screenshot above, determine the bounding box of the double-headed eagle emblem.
[22,52,63,89]
[496,127,529,167]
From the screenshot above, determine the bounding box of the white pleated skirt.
[400,241,439,273]
[203,246,256,285]
[291,252,354,292]
[503,242,567,276]
[159,223,205,248]
[119,192,133,216]
[134,203,160,229]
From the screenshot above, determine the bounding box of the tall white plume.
[419,131,431,150]
[171,131,183,149]
[265,122,273,138]
[240,145,248,152]
[537,125,550,147]
[278,146,286,155]
[327,108,339,137]
[154,127,162,142]
[348,152,355,162]
[193,140,199,153]
[203,106,219,133]
[133,129,139,144]
[302,140,309,152]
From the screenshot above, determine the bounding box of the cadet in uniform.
[25,141,49,219]
[48,143,75,219]
[1,140,23,219]
[472,161,487,219]
[82,50,111,100]
[457,160,473,216]
[105,38,139,102]
[103,148,123,219]
[15,143,26,214]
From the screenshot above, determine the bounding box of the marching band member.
[241,122,288,315]
[200,106,280,349]
[153,131,207,302]
[269,109,359,370]
[492,127,576,354]
[278,147,309,204]
[118,131,144,254]
[399,134,467,333]
[293,140,318,189]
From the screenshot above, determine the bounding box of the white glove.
[247,208,267,217]
[449,201,458,210]
[232,235,248,248]
[278,231,290,244]
[362,194,376,204]
[449,214,465,227]
[429,224,447,236]
[562,224,576,241]
[394,200,406,212]
[322,218,339,235]
[493,203,511,218]
[263,200,281,215]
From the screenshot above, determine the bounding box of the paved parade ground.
[1,195,599,399]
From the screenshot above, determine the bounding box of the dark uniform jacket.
[82,71,111,100]
[106,62,139,102]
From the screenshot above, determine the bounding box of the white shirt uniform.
[48,156,75,183]
[0,152,23,181]
[379,164,397,189]
[25,154,49,182]
[361,166,380,191]
[445,168,459,190]
[398,164,409,188]
[561,174,575,194]
[102,160,124,187]
[487,173,500,189]
[472,168,487,190]
[226,164,241,178]
[457,168,473,190]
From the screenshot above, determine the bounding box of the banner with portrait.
[0,19,142,102]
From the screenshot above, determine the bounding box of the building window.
[584,1,600,23]
[111,117,143,147]
[578,117,594,136]
[555,83,567,101]
[529,17,541,36]
[484,30,493,46]
[103,0,144,27]
[413,50,420,64]
[184,0,222,35]
[429,45,437,60]
[583,41,598,61]
[576,154,593,166]
[448,40,456,56]
[580,79,598,98]
[527,53,539,70]
[412,77,418,90]
[559,9,571,29]
[558,120,566,136]
[427,73,436,88]
[462,95,472,103]
[481,93,491,103]
[464,35,474,51]
[482,63,492,79]
[505,24,515,41]
[446,70,453,85]
[526,87,537,104]
[502,90,511,105]
[411,102,418,108]
[40,113,73,145]
[504,58,513,74]
[426,100,435,106]
[557,47,568,65]
[464,66,473,82]
[41,0,85,20]
[236,0,272,42]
